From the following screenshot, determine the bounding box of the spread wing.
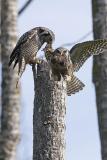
[70,39,107,72]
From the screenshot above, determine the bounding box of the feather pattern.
[67,75,85,95]
[70,39,107,72]
[9,27,55,86]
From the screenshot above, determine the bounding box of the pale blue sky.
[17,0,101,160]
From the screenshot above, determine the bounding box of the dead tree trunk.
[0,0,1,63]
[0,0,20,159]
[33,62,66,160]
[92,0,107,159]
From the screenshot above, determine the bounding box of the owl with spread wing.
[9,27,55,86]
[45,39,107,95]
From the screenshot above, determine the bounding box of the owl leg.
[30,57,42,65]
[35,58,42,64]
[66,75,85,96]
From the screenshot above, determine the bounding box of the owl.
[9,27,55,86]
[45,39,107,95]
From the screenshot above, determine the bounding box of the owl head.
[39,27,55,45]
[50,47,70,67]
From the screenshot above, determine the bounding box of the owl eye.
[63,50,67,54]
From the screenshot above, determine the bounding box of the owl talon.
[64,75,71,81]
[36,59,42,64]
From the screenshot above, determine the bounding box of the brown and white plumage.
[9,27,55,86]
[45,47,84,95]
[70,39,107,72]
[46,39,107,96]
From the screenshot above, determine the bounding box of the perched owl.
[9,27,55,86]
[45,39,107,95]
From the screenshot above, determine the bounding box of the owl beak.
[60,51,63,56]
[42,45,53,53]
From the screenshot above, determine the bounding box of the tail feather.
[9,48,19,67]
[10,47,18,58]
[16,57,26,88]
[9,54,19,68]
[67,75,85,96]
[13,59,18,69]
[8,56,15,66]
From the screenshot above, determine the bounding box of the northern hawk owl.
[45,39,107,95]
[9,27,55,86]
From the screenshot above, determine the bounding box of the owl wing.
[9,27,55,67]
[70,39,107,72]
[9,29,39,67]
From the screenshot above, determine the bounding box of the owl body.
[49,47,73,81]
[9,25,107,95]
[46,47,84,95]
[9,27,55,86]
[15,30,39,64]
[46,39,107,95]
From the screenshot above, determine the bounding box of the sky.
[17,0,101,160]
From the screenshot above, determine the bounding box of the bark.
[0,0,20,160]
[0,0,1,62]
[33,62,66,160]
[0,0,1,126]
[92,0,107,159]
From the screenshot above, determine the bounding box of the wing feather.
[9,30,38,66]
[70,39,107,72]
[67,75,85,95]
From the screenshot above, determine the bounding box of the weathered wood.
[0,0,20,159]
[92,0,107,159]
[33,62,66,160]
